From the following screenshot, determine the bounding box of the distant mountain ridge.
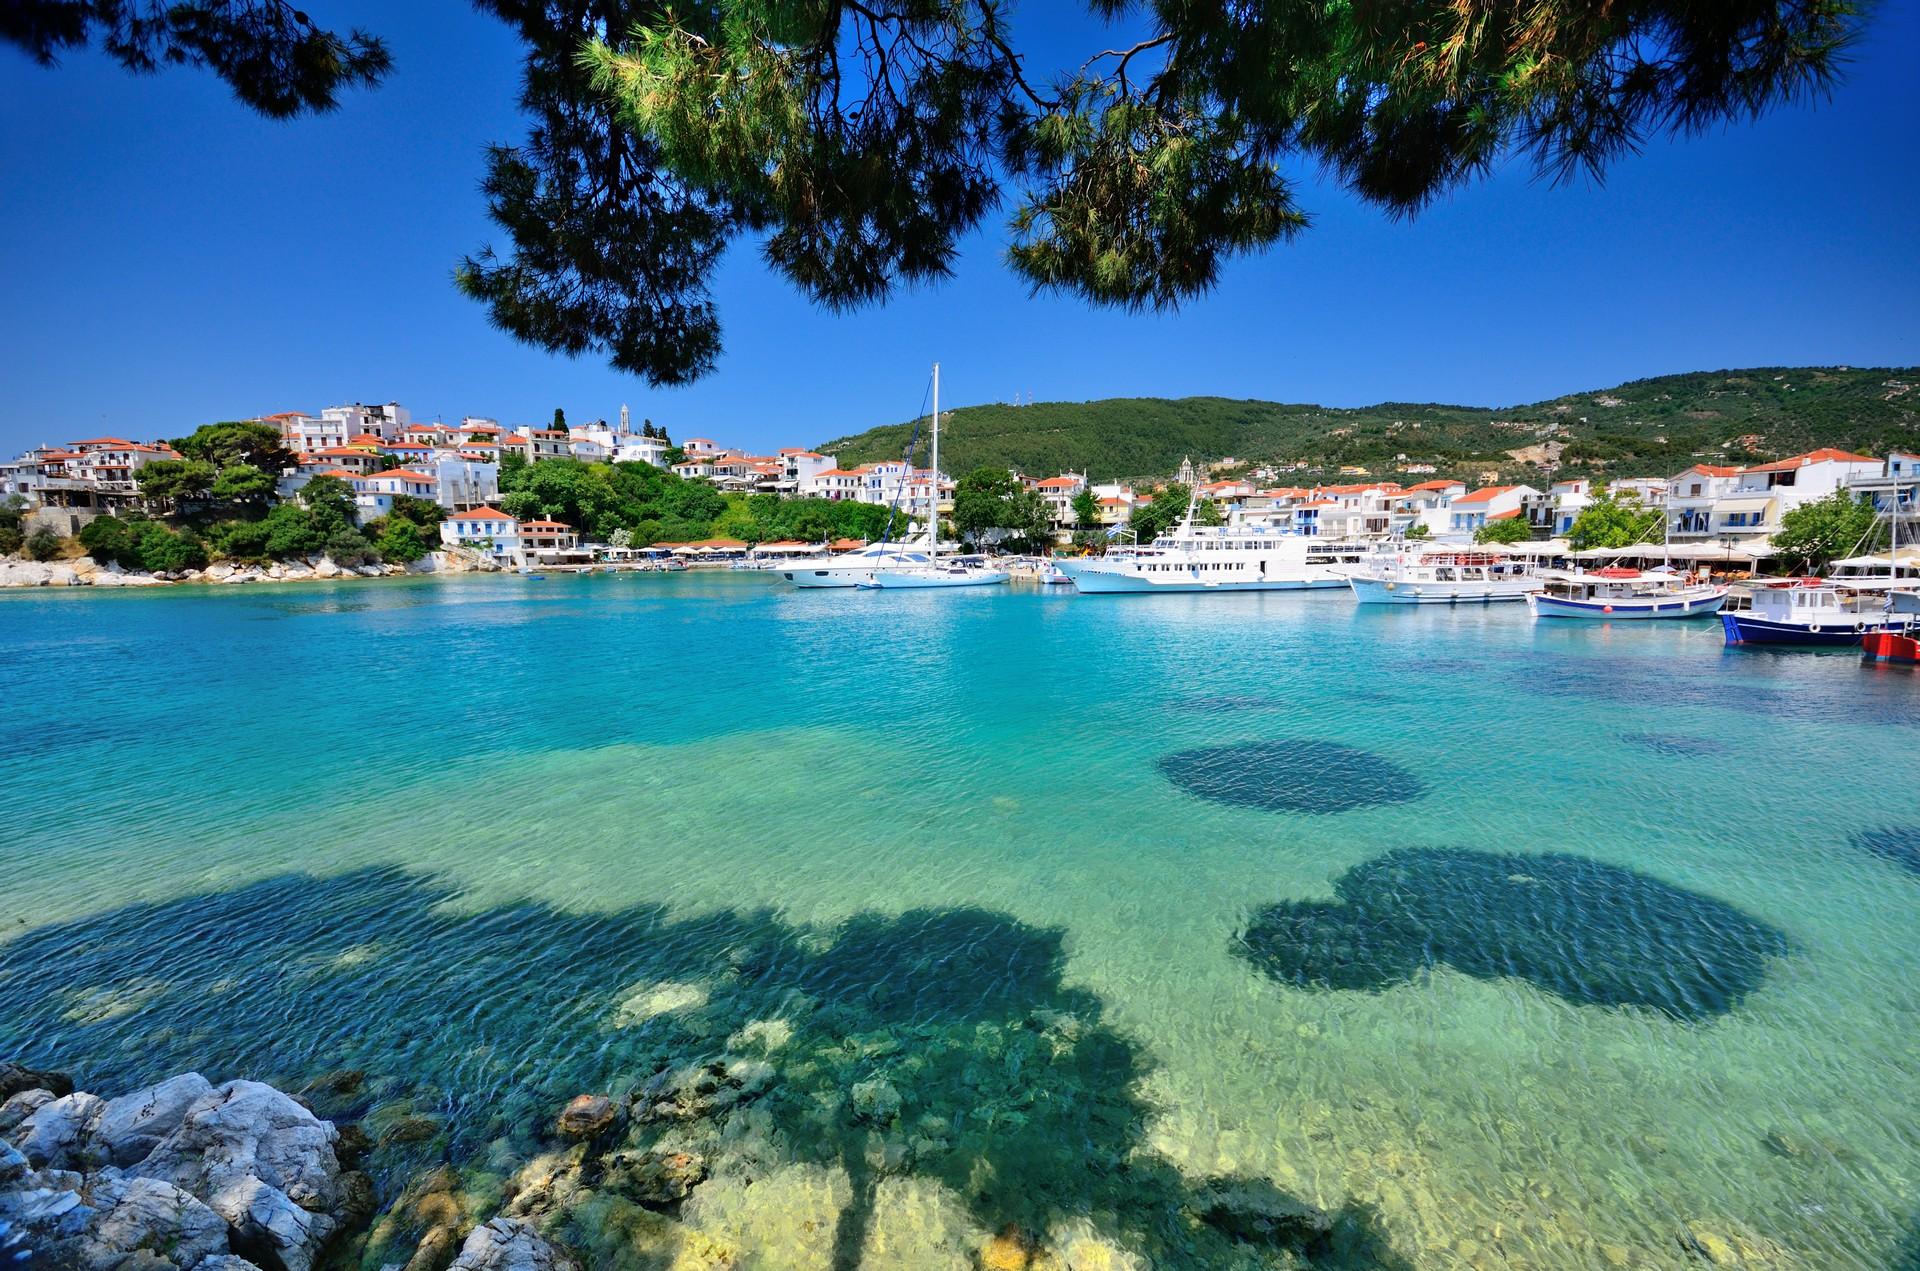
[816,367,1919,483]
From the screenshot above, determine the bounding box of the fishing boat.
[1721,578,1919,647]
[1526,567,1727,619]
[1344,549,1540,605]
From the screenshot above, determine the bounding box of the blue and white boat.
[1526,568,1727,619]
[1721,578,1919,647]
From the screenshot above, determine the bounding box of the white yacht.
[858,557,1010,589]
[779,538,936,588]
[1056,498,1370,594]
[1344,549,1541,604]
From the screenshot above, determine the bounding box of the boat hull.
[1862,630,1920,665]
[1721,612,1917,647]
[1527,589,1726,620]
[856,570,1010,589]
[1347,577,1538,605]
[782,569,870,588]
[1059,560,1344,594]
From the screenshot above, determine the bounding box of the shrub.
[25,529,63,561]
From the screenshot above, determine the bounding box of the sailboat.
[858,363,1010,590]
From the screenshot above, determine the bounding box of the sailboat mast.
[930,361,940,550]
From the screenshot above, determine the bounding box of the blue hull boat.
[1722,611,1914,647]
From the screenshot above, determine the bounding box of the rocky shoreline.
[0,1061,572,1271]
[0,550,504,590]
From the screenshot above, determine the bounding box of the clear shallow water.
[2,574,1917,1269]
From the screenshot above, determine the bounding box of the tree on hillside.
[136,459,217,507]
[171,421,294,474]
[552,408,566,430]
[1567,494,1664,551]
[1772,489,1880,572]
[210,463,276,510]
[8,1,1865,382]
[1473,517,1533,545]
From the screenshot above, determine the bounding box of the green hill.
[816,366,1920,483]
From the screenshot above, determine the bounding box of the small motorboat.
[1527,567,1727,619]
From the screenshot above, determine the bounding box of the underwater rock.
[1235,847,1789,1020]
[1157,739,1427,814]
[850,1078,903,1126]
[1851,826,1920,876]
[446,1218,579,1271]
[632,1058,772,1125]
[1188,1177,1333,1254]
[612,980,708,1026]
[332,1122,372,1167]
[0,1059,73,1101]
[726,1018,793,1053]
[554,1095,618,1140]
[1621,732,1728,757]
[981,1223,1041,1270]
[603,1147,708,1209]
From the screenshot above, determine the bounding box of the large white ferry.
[1056,511,1370,594]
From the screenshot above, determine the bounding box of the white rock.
[94,1072,213,1167]
[10,1091,105,1169]
[132,1080,342,1213]
[266,563,286,579]
[208,1172,337,1271]
[84,1174,232,1269]
[355,563,383,577]
[0,1088,56,1135]
[448,1218,579,1271]
[281,563,314,581]
[313,558,341,579]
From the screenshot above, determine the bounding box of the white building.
[1389,480,1467,537]
[1449,485,1538,534]
[1032,474,1087,533]
[428,454,500,512]
[352,469,439,522]
[1665,464,1743,538]
[1844,450,1920,548]
[1523,479,1592,537]
[1708,448,1882,542]
[439,507,521,563]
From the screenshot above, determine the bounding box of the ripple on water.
[1234,848,1791,1020]
[1620,731,1729,757]
[0,867,1412,1268]
[1157,739,1426,815]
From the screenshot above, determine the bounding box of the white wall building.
[1448,485,1538,534]
[439,507,520,563]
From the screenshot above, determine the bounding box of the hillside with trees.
[818,367,1919,484]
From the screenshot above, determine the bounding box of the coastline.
[0,551,497,591]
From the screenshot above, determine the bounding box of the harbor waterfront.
[4,574,1919,1269]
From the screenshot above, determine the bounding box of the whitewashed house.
[353,469,439,522]
[440,507,521,563]
[1449,485,1538,534]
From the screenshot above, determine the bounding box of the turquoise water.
[3,574,1917,1269]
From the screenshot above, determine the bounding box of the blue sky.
[2,4,1915,458]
